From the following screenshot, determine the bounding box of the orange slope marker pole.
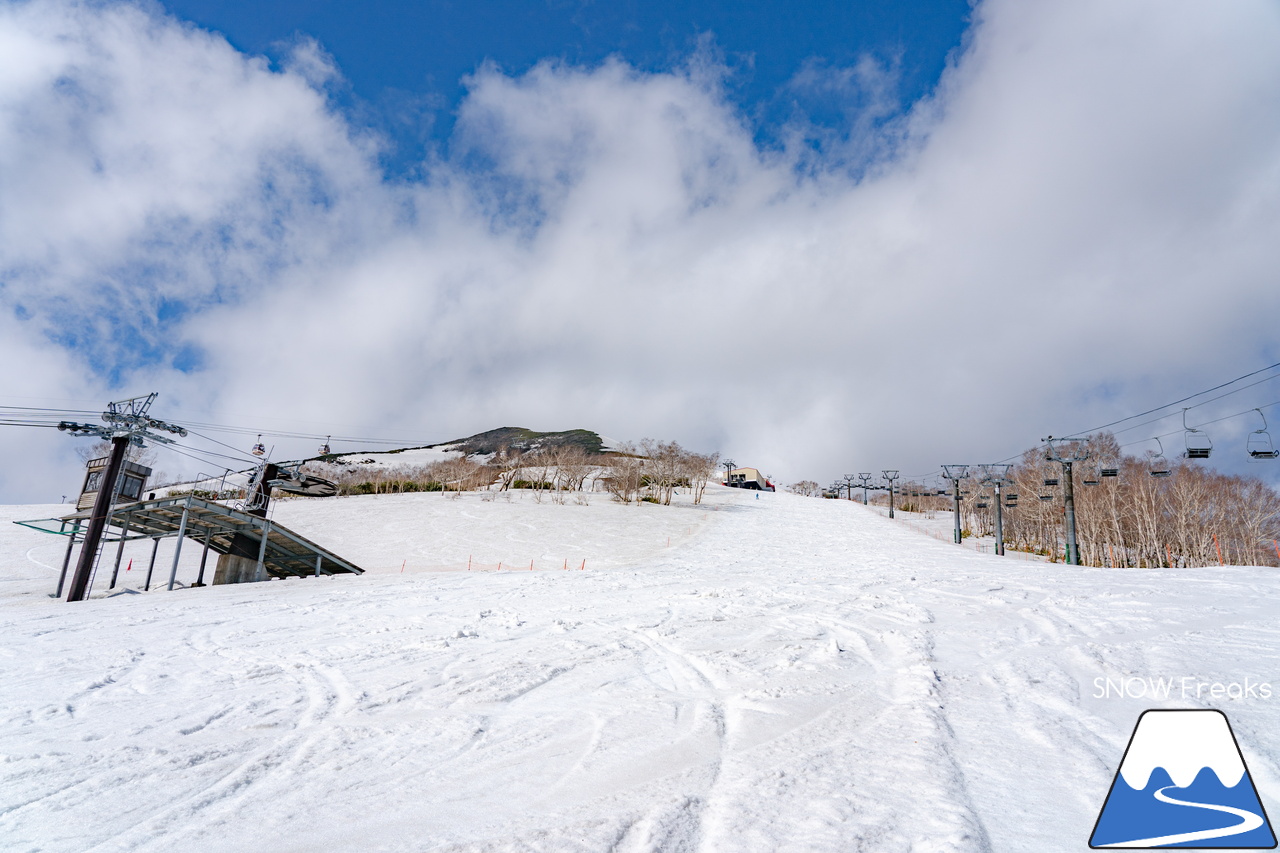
[1214,534,1224,566]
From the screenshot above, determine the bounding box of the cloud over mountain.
[3,0,1280,500]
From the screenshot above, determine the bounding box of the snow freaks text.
[1093,676,1273,701]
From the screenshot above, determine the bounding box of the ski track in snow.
[0,489,1277,851]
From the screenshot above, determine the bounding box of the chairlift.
[976,500,989,509]
[251,434,266,457]
[1181,409,1212,460]
[1149,438,1171,477]
[1083,467,1100,486]
[1247,409,1280,460]
[1043,478,1059,487]
[1039,494,1053,502]
[1100,465,1119,478]
[319,435,331,456]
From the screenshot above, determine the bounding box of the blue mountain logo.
[1091,709,1276,848]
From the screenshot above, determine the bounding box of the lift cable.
[1058,360,1280,440]
[1116,398,1280,452]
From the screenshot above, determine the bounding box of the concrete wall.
[213,553,268,585]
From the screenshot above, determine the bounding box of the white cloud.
[2,0,1280,502]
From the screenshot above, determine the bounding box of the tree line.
[297,440,720,506]
[852,432,1280,567]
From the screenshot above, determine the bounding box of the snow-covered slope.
[2,488,1277,851]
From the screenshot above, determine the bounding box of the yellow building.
[725,467,774,491]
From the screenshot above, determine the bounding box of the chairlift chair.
[1100,465,1119,478]
[1149,438,1171,477]
[976,500,989,509]
[1181,409,1212,459]
[1043,478,1059,487]
[1248,409,1280,460]
[1083,467,1100,486]
[319,435,331,456]
[251,434,266,457]
[1039,494,1053,502]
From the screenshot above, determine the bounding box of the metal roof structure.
[16,494,363,597]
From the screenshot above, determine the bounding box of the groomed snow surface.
[2,487,1278,851]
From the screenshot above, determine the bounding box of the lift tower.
[979,464,1012,556]
[941,465,969,545]
[1044,437,1088,565]
[57,394,187,602]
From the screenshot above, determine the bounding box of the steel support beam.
[109,512,132,589]
[55,520,79,598]
[166,499,191,591]
[66,434,129,601]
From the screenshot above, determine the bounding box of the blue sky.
[160,0,971,174]
[3,0,1280,501]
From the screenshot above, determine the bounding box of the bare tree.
[603,442,645,504]
[993,431,1280,567]
[489,445,524,491]
[686,451,719,505]
[556,446,593,493]
[788,480,821,497]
